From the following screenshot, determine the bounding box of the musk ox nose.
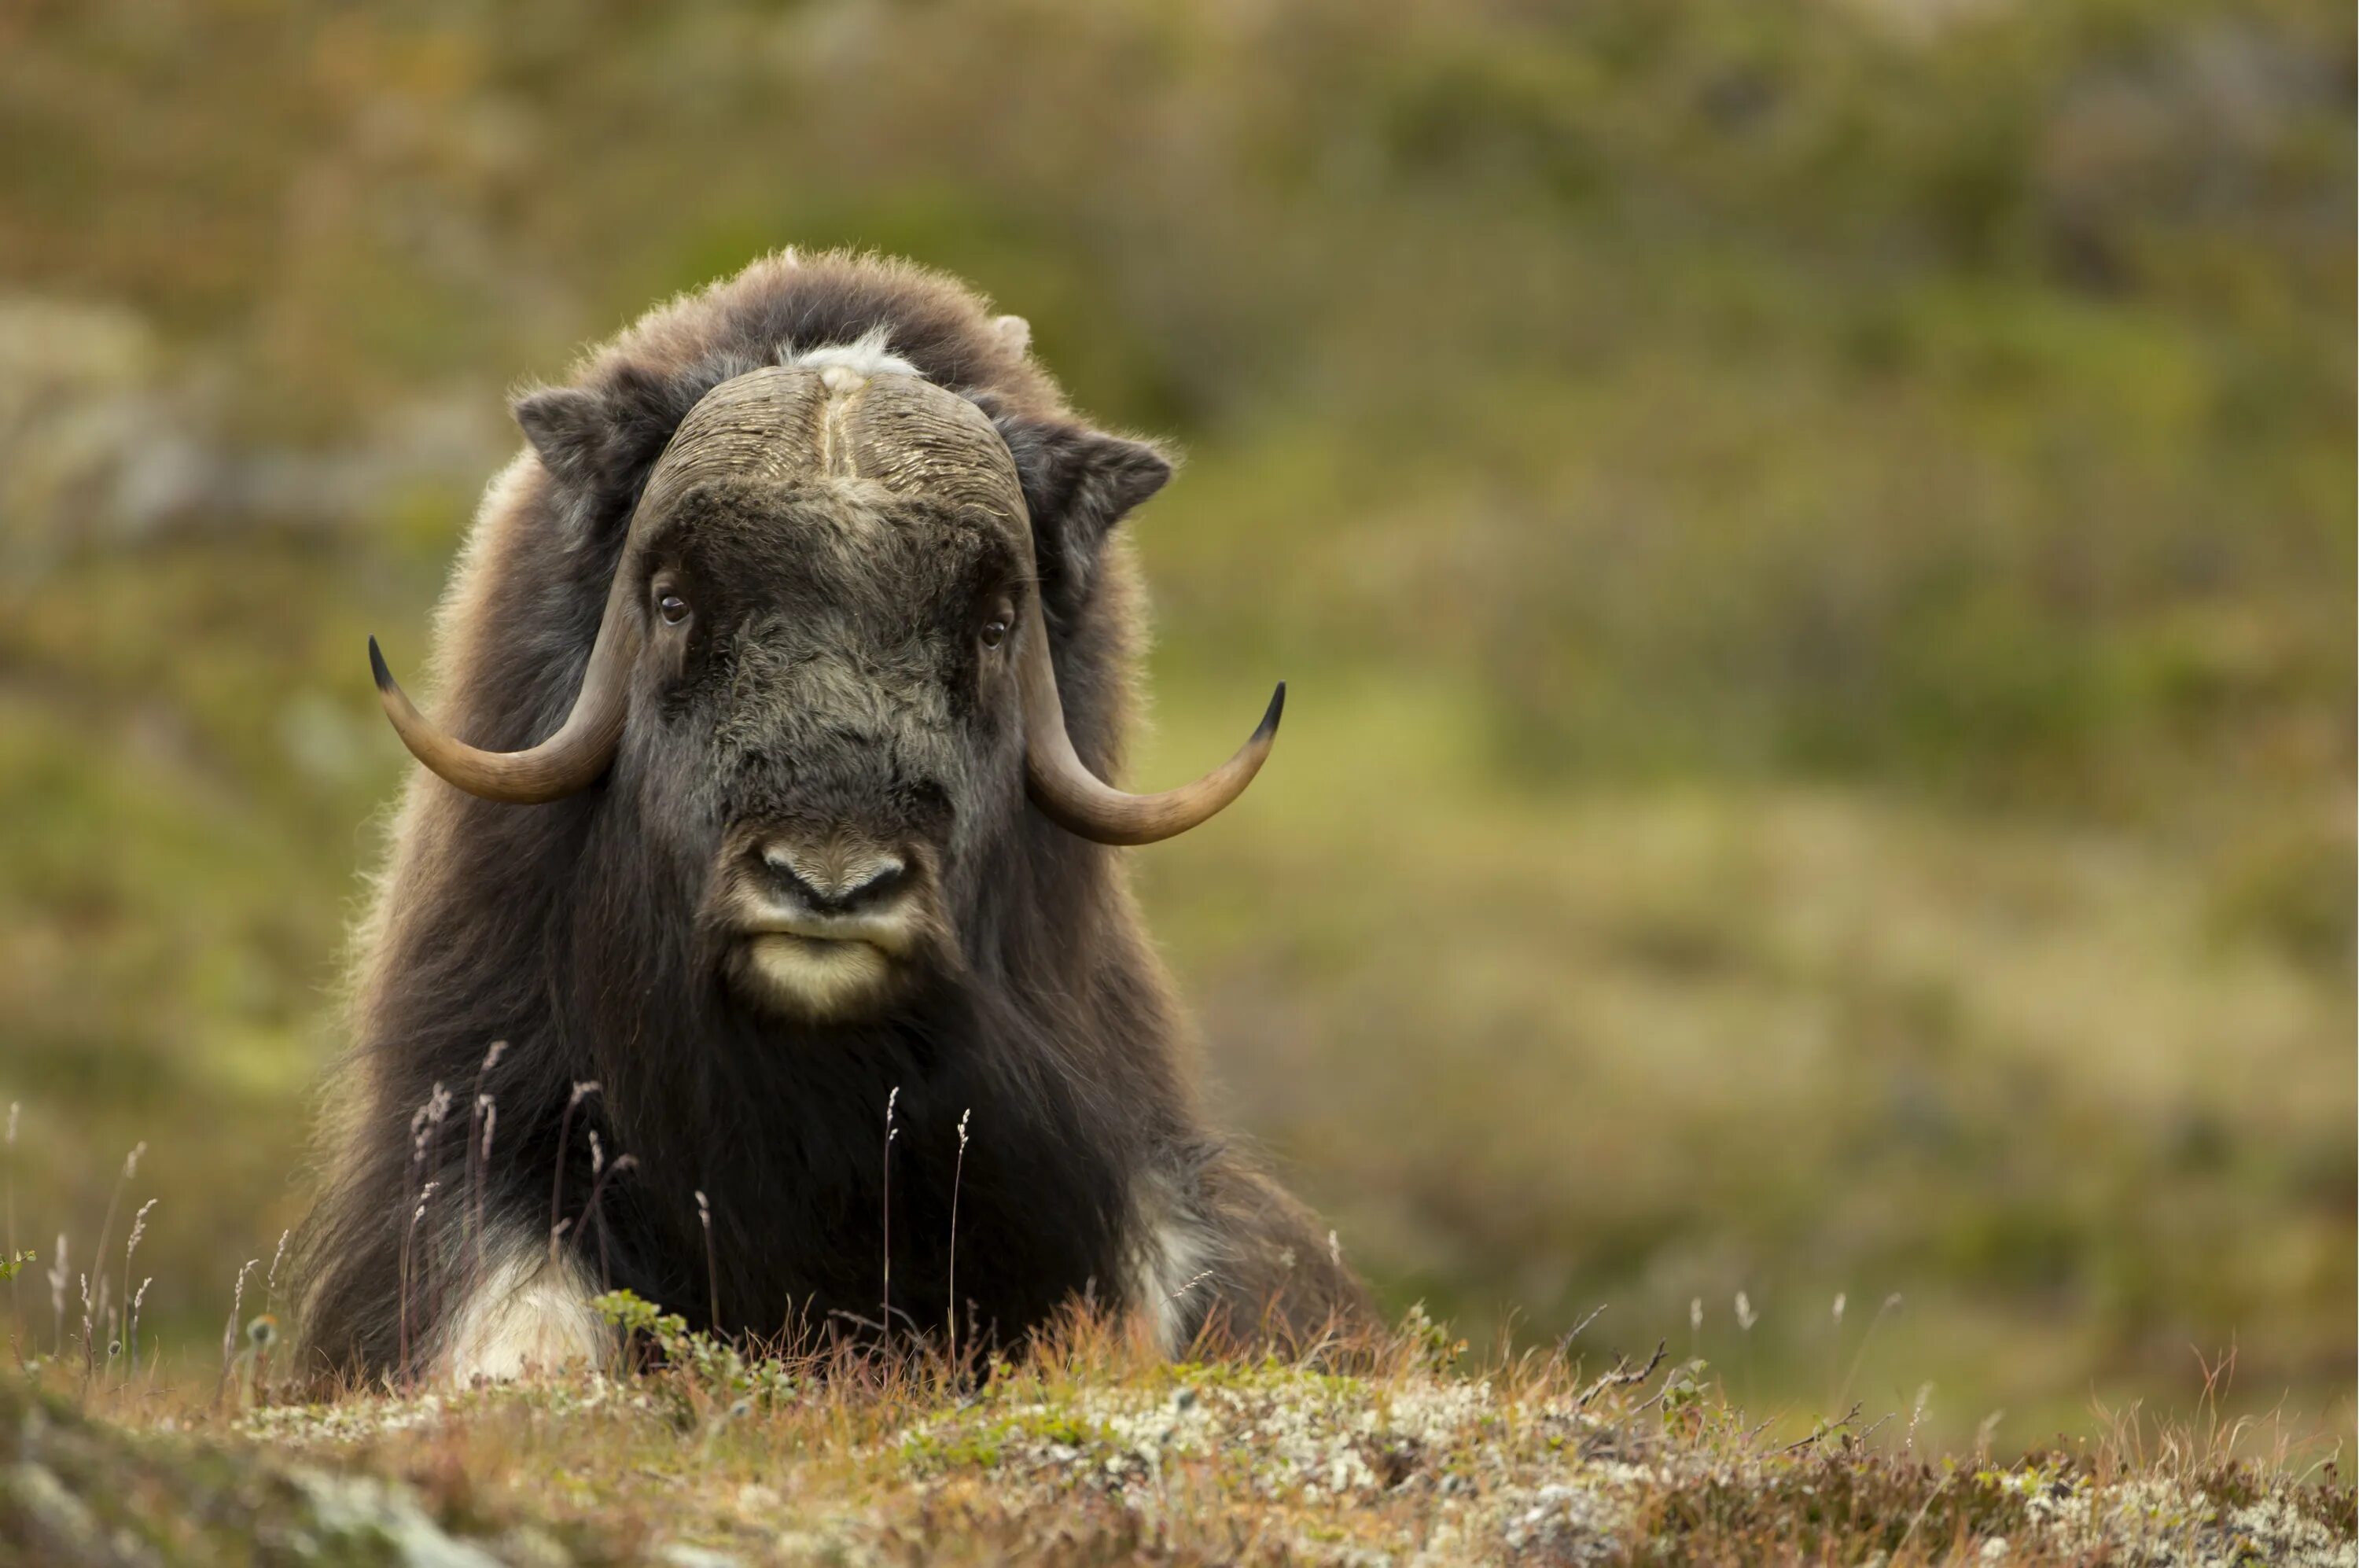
[758,841,909,915]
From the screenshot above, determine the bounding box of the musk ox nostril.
[758,844,909,915]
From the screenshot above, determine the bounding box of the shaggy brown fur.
[293,251,1365,1381]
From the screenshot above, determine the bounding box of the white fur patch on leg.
[436,1235,608,1384]
[1128,1183,1214,1356]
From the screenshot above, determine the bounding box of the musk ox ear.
[990,410,1173,628]
[512,386,612,490]
[513,366,692,533]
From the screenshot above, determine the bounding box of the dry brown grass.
[6,1304,2349,1566]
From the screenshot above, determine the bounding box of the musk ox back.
[294,250,1365,1382]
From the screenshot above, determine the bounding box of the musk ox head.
[366,344,1280,1022]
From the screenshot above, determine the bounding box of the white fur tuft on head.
[784,326,920,392]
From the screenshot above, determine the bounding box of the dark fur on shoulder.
[293,251,1364,1381]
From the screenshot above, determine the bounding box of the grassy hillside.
[5,1317,2351,1566]
[0,0,2350,1448]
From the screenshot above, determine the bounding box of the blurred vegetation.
[0,0,2348,1448]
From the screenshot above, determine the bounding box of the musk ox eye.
[979,617,1009,650]
[657,592,690,626]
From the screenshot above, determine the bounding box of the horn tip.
[367,635,399,694]
[1255,681,1286,743]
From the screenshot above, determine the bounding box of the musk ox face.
[367,352,1291,1021]
[626,477,1033,1021]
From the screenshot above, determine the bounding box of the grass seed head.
[126,1199,156,1260]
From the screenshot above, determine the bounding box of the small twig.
[1835,1292,1902,1410]
[1784,1401,1864,1454]
[551,1081,598,1270]
[126,1277,151,1380]
[261,1228,290,1318]
[947,1110,970,1370]
[5,1102,20,1331]
[86,1143,143,1376]
[880,1087,900,1337]
[583,1147,636,1290]
[695,1190,719,1331]
[1555,1303,1608,1360]
[216,1257,259,1406]
[120,1199,157,1378]
[402,1084,451,1379]
[46,1233,67,1357]
[1631,1365,1702,1419]
[1165,1268,1216,1305]
[1577,1340,1668,1409]
[473,1095,498,1277]
[398,1183,437,1390]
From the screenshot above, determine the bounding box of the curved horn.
[1019,602,1283,845]
[368,365,838,804]
[370,462,652,804]
[368,563,640,803]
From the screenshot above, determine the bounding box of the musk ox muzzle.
[714,826,937,1021]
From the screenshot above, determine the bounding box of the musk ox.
[293,250,1367,1382]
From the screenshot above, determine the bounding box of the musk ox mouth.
[716,838,930,1020]
[736,907,920,952]
[734,929,900,1020]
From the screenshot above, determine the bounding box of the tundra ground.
[5,1309,2350,1567]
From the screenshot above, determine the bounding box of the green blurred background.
[0,0,2350,1448]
